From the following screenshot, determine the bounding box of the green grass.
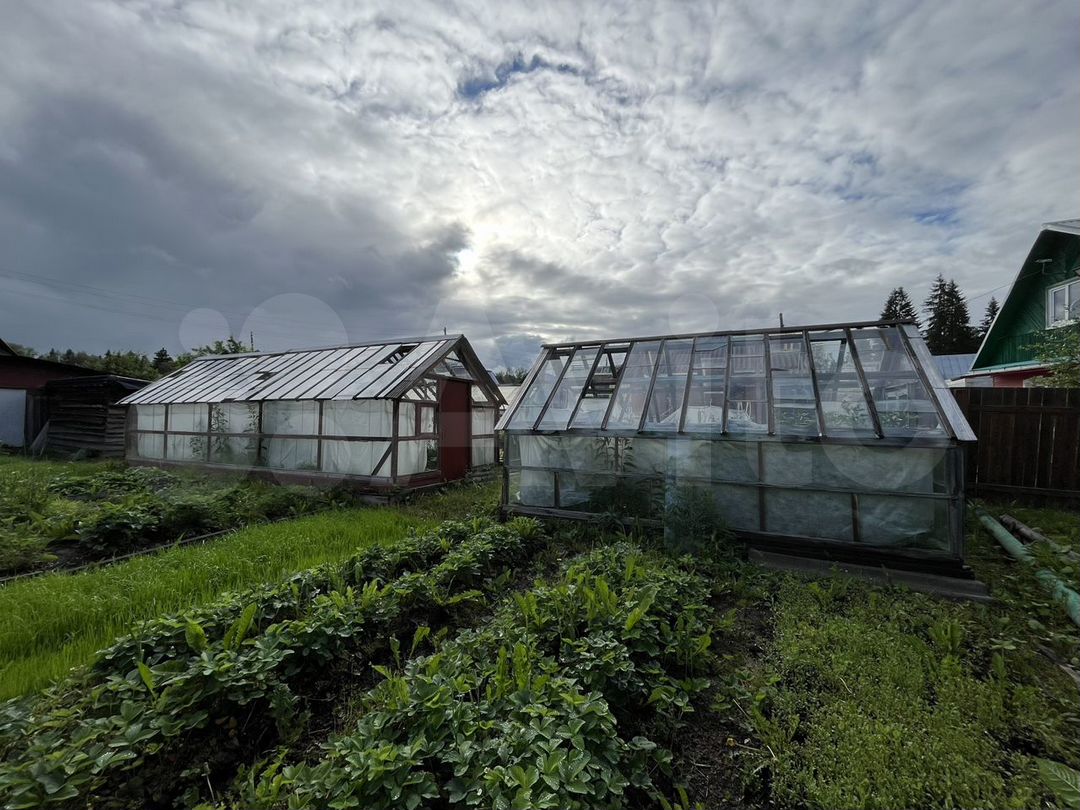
[0,509,425,699]
[708,501,1080,810]
[0,479,501,700]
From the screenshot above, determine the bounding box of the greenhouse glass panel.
[768,335,818,436]
[765,489,853,541]
[683,337,728,432]
[508,350,569,428]
[808,330,875,435]
[570,345,629,427]
[858,495,950,551]
[852,328,944,437]
[538,347,599,430]
[727,336,768,433]
[606,341,662,429]
[644,339,693,431]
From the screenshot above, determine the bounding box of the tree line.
[7,337,254,381]
[879,275,998,355]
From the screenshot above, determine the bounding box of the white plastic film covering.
[209,435,257,465]
[321,440,389,476]
[765,489,853,541]
[262,401,319,435]
[859,496,948,550]
[505,434,959,554]
[322,400,393,437]
[420,406,435,434]
[210,403,259,433]
[398,402,416,437]
[261,438,319,470]
[472,407,496,435]
[397,439,437,475]
[135,404,165,431]
[762,444,945,494]
[471,437,495,466]
[167,434,206,461]
[135,432,164,459]
[168,403,207,433]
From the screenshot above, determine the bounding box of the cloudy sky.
[1,0,1077,369]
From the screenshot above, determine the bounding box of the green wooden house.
[967,219,1080,386]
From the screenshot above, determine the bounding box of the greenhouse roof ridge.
[187,334,465,362]
[540,319,919,349]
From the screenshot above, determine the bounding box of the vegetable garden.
[0,458,1077,809]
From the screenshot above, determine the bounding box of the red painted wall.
[991,369,1046,388]
[0,358,97,391]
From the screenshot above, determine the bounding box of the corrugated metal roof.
[121,337,459,405]
[932,353,975,381]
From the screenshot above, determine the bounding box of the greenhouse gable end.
[497,321,976,573]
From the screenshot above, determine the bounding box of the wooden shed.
[42,375,148,457]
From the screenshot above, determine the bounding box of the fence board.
[952,387,1080,506]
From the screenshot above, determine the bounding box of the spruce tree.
[923,275,979,354]
[152,347,175,375]
[880,287,920,326]
[977,297,999,340]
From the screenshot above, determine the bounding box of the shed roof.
[497,320,974,444]
[121,335,502,405]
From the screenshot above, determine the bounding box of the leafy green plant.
[0,517,543,808]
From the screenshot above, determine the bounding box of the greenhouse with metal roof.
[496,320,977,572]
[121,335,504,491]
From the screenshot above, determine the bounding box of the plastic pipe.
[974,506,1080,628]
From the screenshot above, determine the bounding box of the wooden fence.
[951,388,1080,506]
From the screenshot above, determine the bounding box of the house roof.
[970,219,1080,372]
[1045,219,1080,236]
[497,320,974,444]
[932,353,976,381]
[121,335,504,406]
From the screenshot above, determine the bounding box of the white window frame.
[1047,279,1080,328]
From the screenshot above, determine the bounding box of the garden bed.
[0,494,1077,809]
[0,457,350,576]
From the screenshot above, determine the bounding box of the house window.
[1048,279,1080,327]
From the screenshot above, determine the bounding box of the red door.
[438,379,471,481]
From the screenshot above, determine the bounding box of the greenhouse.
[121,335,504,491]
[497,321,977,571]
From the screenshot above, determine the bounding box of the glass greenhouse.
[497,321,977,570]
[121,335,504,491]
